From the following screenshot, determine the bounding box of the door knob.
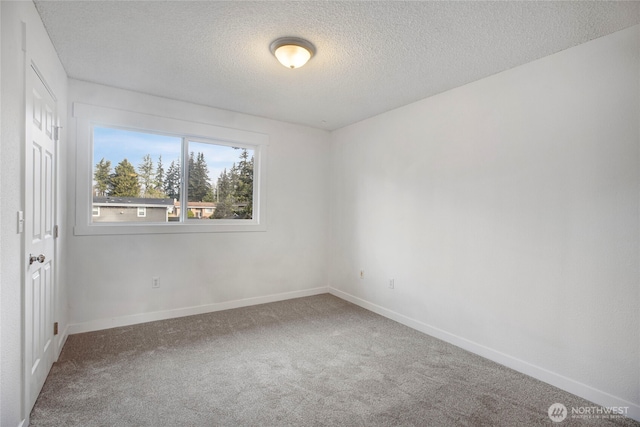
[29,254,45,265]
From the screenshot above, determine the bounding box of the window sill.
[74,220,267,236]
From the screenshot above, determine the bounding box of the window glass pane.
[75,103,267,235]
[187,141,254,220]
[92,126,181,223]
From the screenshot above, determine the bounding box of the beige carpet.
[30,294,639,426]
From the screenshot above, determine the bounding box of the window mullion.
[180,137,189,222]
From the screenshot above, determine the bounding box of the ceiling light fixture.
[270,37,316,69]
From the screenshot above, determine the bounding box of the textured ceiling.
[34,1,640,130]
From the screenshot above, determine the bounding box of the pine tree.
[138,154,154,197]
[216,168,231,200]
[235,149,254,218]
[212,168,233,219]
[211,149,254,219]
[187,152,195,201]
[154,155,165,192]
[203,186,215,203]
[188,152,212,202]
[94,158,112,196]
[110,159,140,197]
[164,160,181,200]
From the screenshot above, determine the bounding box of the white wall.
[66,80,330,331]
[1,2,68,426]
[329,25,640,419]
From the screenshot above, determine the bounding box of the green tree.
[211,199,235,219]
[94,158,112,196]
[212,168,234,219]
[211,149,253,219]
[203,186,215,203]
[215,168,231,200]
[188,152,212,202]
[154,155,165,192]
[138,154,155,197]
[234,149,254,218]
[145,187,167,198]
[164,160,181,200]
[110,159,140,197]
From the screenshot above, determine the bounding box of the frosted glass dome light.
[270,37,316,69]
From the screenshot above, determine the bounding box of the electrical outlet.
[360,270,364,279]
[152,277,160,288]
[388,279,395,289]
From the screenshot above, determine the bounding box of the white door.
[24,64,57,412]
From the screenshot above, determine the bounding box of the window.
[73,103,268,235]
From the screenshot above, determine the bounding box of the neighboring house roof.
[93,197,175,207]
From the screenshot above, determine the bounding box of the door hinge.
[53,322,59,335]
[54,225,59,238]
[17,211,24,234]
[53,126,62,142]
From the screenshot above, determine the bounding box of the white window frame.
[73,103,268,235]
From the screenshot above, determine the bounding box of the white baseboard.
[67,287,328,335]
[329,287,640,422]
